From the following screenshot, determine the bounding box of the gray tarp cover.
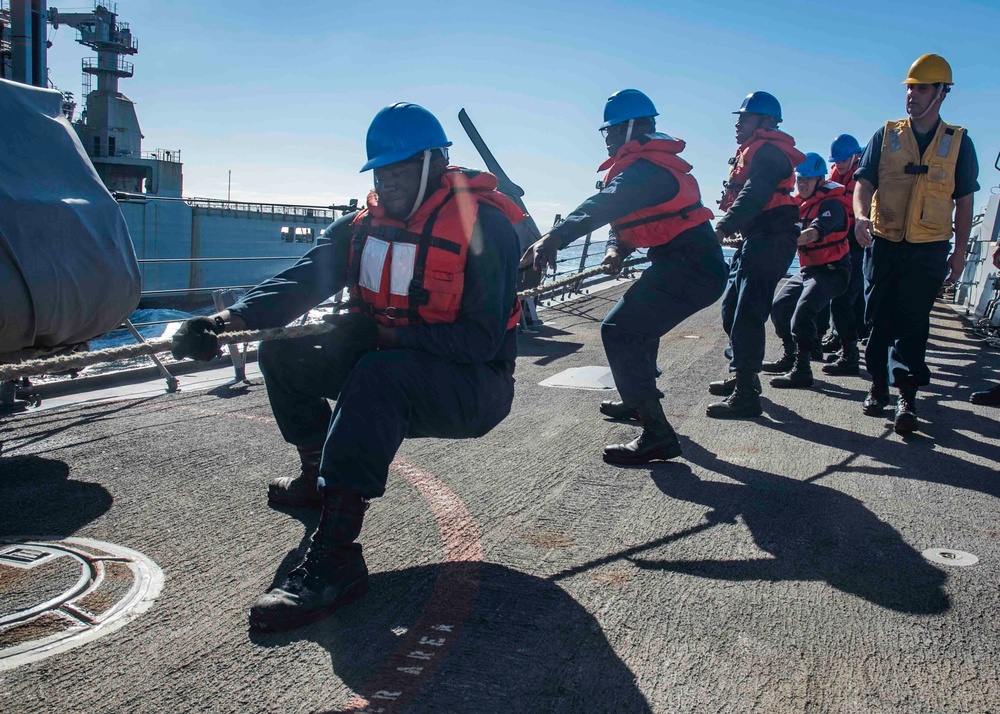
[0,78,140,364]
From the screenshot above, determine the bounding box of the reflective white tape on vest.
[359,236,390,293]
[390,242,417,296]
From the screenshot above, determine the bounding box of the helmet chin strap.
[624,119,635,145]
[912,85,944,121]
[406,150,432,221]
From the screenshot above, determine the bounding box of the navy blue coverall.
[716,144,801,373]
[548,157,728,406]
[856,122,979,389]
[227,206,521,499]
[770,198,851,351]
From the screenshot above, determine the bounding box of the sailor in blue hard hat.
[523,89,727,464]
[707,92,806,419]
[817,133,867,377]
[171,102,525,632]
[762,152,853,390]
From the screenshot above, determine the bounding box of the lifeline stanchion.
[0,258,650,383]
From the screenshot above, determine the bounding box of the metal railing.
[81,56,133,75]
[140,148,181,163]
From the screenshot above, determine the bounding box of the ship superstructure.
[32,1,352,308]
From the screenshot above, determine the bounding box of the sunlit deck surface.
[2,281,998,714]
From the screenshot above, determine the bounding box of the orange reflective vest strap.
[597,134,714,250]
[719,129,806,213]
[870,119,964,243]
[348,168,523,329]
[796,182,851,267]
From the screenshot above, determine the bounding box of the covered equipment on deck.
[0,78,140,364]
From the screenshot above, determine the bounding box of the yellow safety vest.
[870,118,964,243]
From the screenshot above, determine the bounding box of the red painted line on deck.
[173,403,484,713]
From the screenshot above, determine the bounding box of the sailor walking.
[853,54,979,434]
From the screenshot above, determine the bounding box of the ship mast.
[48,1,182,196]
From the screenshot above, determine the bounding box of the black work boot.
[603,399,682,464]
[268,445,324,509]
[770,347,814,389]
[822,339,860,376]
[250,492,370,632]
[762,337,796,374]
[893,388,919,435]
[599,400,640,422]
[821,333,842,354]
[862,377,891,416]
[970,384,1000,407]
[708,372,762,397]
[706,371,763,419]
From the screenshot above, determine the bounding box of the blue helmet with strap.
[828,134,862,162]
[795,152,828,179]
[733,91,782,123]
[361,102,453,172]
[600,89,658,129]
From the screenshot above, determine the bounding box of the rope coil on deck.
[0,257,649,382]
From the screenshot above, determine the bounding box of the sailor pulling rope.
[0,258,648,382]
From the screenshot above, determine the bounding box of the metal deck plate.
[539,366,616,390]
[0,537,164,671]
[921,548,980,567]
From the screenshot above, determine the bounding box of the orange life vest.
[597,133,715,249]
[348,167,525,329]
[719,129,806,213]
[796,182,851,268]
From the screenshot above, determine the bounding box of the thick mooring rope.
[0,257,648,381]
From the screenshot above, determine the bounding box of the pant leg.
[729,232,799,372]
[790,260,851,351]
[769,272,805,341]
[815,304,832,338]
[829,248,864,342]
[888,241,950,389]
[258,332,372,447]
[863,240,897,382]
[603,238,728,405]
[719,242,744,340]
[320,349,515,499]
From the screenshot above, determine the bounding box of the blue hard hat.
[828,134,862,162]
[600,89,658,129]
[795,152,828,179]
[361,102,453,172]
[733,91,782,123]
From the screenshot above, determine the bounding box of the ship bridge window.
[109,136,116,156]
[93,136,101,156]
[280,227,293,243]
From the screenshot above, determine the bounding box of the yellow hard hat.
[903,54,953,85]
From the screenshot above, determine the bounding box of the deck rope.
[0,257,648,381]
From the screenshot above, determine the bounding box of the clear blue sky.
[45,0,1000,230]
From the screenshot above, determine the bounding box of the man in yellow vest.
[854,54,980,435]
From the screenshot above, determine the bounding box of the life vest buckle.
[408,280,430,306]
[904,163,929,175]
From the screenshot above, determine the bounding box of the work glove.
[171,316,223,361]
[322,312,378,352]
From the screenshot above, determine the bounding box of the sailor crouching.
[171,103,523,632]
[523,89,727,464]
[764,153,852,389]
